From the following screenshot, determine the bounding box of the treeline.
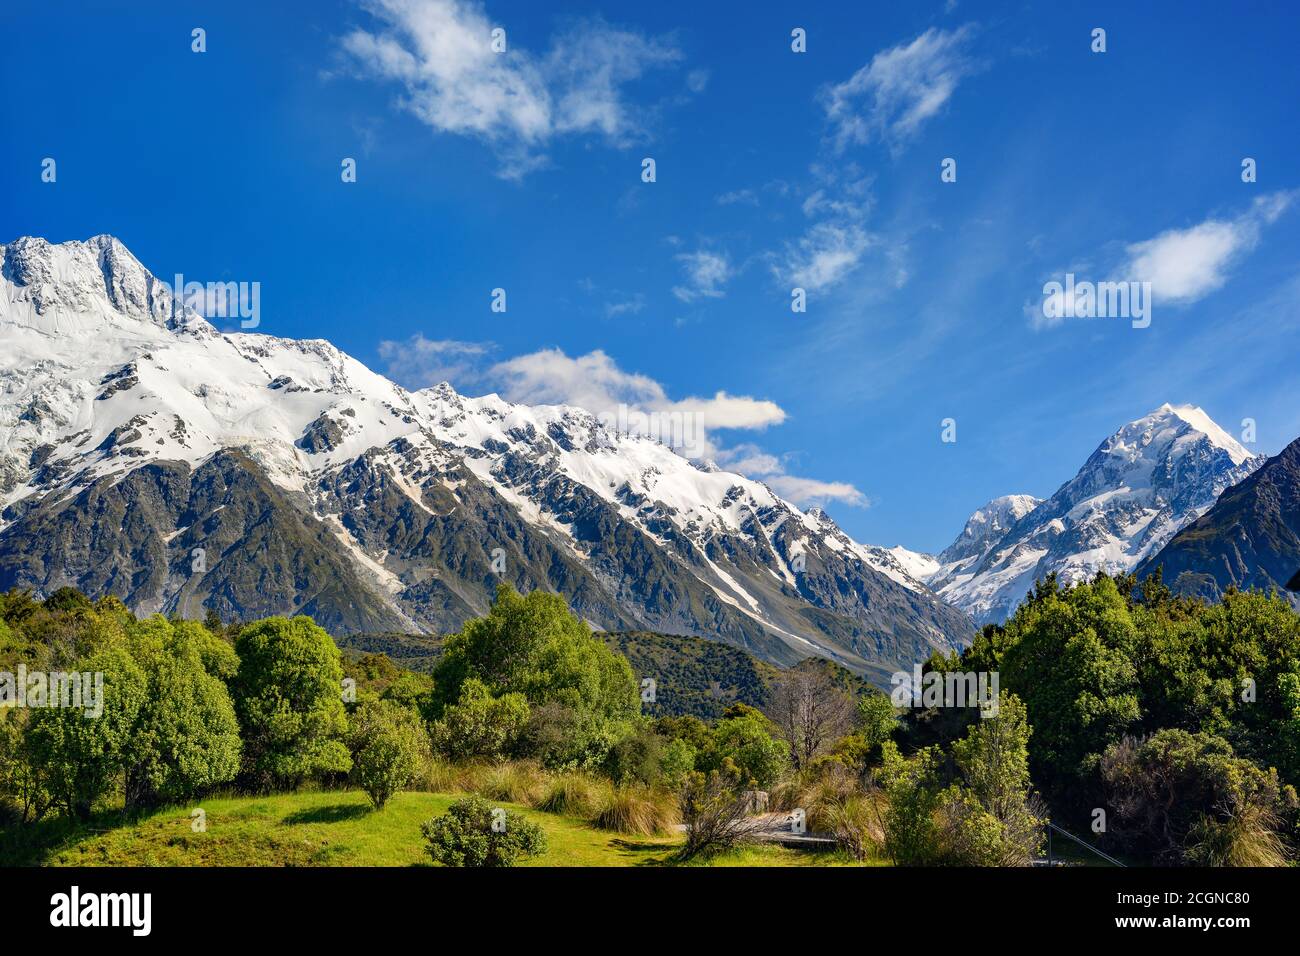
[4,573,1295,867]
[916,570,1300,865]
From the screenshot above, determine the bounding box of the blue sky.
[5,0,1299,553]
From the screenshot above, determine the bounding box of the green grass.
[3,789,873,867]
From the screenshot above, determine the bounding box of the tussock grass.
[593,784,678,835]
[534,773,611,819]
[465,761,547,806]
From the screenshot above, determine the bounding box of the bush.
[348,699,429,809]
[701,704,789,790]
[603,724,665,786]
[430,678,529,761]
[1101,729,1292,866]
[422,796,547,867]
[678,766,756,859]
[593,784,678,835]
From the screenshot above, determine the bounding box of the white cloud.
[1032,192,1296,328]
[378,342,867,509]
[716,444,868,508]
[672,249,731,302]
[1122,192,1295,303]
[487,348,783,446]
[777,222,873,292]
[604,293,645,318]
[823,26,980,150]
[343,0,680,176]
[716,188,758,206]
[376,334,492,386]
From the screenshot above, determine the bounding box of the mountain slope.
[1137,436,1300,608]
[0,235,974,679]
[929,405,1264,624]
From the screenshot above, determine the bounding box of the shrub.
[422,795,547,867]
[701,704,789,789]
[348,699,429,809]
[678,766,756,859]
[603,723,664,786]
[1101,728,1292,866]
[593,784,678,835]
[430,678,529,761]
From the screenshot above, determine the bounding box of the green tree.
[997,574,1141,800]
[433,586,638,768]
[701,704,789,789]
[25,645,148,819]
[231,616,351,791]
[348,699,429,809]
[123,619,242,809]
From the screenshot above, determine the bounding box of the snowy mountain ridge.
[0,235,974,680]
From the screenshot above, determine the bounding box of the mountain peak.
[929,405,1264,624]
[1127,403,1254,467]
[1,234,182,332]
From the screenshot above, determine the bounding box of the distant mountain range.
[0,235,972,682]
[2,235,1292,681]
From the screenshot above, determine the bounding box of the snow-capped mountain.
[0,236,974,681]
[926,406,1264,625]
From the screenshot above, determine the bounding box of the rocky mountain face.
[1138,436,1300,608]
[0,236,974,682]
[925,405,1264,624]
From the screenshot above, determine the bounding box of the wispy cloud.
[376,334,492,387]
[672,249,731,302]
[775,222,873,292]
[822,25,981,151]
[342,0,681,177]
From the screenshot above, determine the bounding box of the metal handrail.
[1044,820,1126,867]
